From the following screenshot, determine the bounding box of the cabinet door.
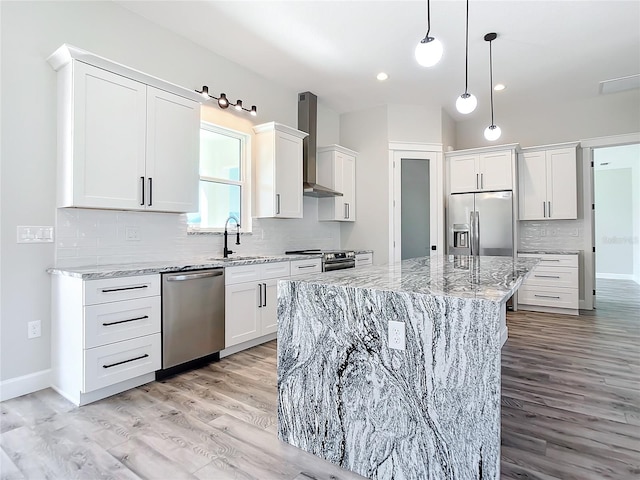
[71,62,146,209]
[342,154,356,221]
[479,151,512,191]
[518,151,547,220]
[449,155,479,193]
[145,87,200,213]
[260,278,279,335]
[274,131,303,218]
[225,282,260,348]
[546,148,577,219]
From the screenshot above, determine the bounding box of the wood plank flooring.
[501,278,640,479]
[1,278,638,479]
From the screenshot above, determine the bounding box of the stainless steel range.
[286,249,356,272]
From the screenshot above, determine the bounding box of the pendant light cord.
[489,39,494,125]
[464,0,470,94]
[424,0,432,39]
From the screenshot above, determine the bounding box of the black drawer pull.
[103,353,149,369]
[102,315,149,327]
[101,285,148,293]
[534,275,561,279]
[298,264,317,269]
[534,294,561,299]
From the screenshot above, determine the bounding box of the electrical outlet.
[28,320,41,339]
[125,226,140,241]
[388,320,406,350]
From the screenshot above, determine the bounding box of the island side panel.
[277,280,502,480]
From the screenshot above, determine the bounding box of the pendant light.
[455,0,477,114]
[415,0,443,67]
[483,32,501,141]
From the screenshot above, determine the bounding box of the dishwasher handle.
[165,270,223,282]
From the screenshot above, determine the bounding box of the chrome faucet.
[223,215,241,258]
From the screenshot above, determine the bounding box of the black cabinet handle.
[148,178,153,206]
[101,285,148,293]
[258,284,262,308]
[103,353,149,369]
[140,177,145,206]
[534,294,561,299]
[262,283,267,307]
[102,315,149,327]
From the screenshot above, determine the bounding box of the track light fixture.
[456,0,477,114]
[195,86,258,116]
[415,0,443,67]
[483,32,501,141]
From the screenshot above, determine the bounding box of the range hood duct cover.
[298,92,343,198]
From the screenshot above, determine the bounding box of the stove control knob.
[325,253,334,261]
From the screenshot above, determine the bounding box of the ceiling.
[117,1,640,120]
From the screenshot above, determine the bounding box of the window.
[188,123,251,231]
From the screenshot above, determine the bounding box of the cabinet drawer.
[225,264,262,285]
[290,258,322,276]
[84,275,160,305]
[261,261,291,280]
[518,285,578,310]
[523,266,578,289]
[84,297,161,349]
[83,333,160,393]
[519,253,578,268]
[355,253,373,267]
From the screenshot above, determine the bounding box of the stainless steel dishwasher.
[161,269,225,371]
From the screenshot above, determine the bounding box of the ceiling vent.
[599,74,640,94]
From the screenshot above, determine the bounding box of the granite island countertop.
[285,254,539,303]
[277,254,539,480]
[46,253,321,280]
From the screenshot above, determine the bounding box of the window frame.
[188,121,252,233]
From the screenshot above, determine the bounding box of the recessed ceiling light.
[377,72,389,81]
[494,83,506,91]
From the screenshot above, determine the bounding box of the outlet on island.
[388,320,406,350]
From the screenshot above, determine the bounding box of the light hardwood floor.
[1,279,638,479]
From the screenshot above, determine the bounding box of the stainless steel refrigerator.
[447,191,513,256]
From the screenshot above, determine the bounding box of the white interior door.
[389,145,444,263]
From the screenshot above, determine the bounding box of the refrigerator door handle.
[475,211,481,254]
[469,211,474,255]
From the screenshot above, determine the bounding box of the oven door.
[323,259,356,272]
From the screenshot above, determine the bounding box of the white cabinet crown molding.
[445,143,520,157]
[252,122,308,139]
[47,44,202,103]
[388,142,443,152]
[318,144,359,156]
[519,141,580,152]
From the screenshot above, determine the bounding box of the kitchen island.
[277,254,538,480]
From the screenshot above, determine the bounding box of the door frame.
[388,142,444,264]
[580,132,640,310]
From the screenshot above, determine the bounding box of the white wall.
[387,104,442,143]
[441,109,457,152]
[0,1,340,385]
[455,90,640,149]
[340,106,389,263]
[593,144,640,283]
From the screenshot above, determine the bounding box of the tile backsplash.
[518,219,585,251]
[55,197,340,267]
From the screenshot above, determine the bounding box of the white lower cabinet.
[225,262,291,348]
[290,258,322,275]
[51,274,161,406]
[355,252,373,267]
[517,253,579,315]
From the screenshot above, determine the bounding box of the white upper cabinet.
[518,144,578,220]
[448,146,515,193]
[253,122,308,219]
[49,45,200,213]
[317,145,358,222]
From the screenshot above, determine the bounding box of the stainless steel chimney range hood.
[298,92,343,198]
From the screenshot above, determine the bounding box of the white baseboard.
[220,333,277,359]
[500,325,508,348]
[596,273,635,281]
[0,369,51,402]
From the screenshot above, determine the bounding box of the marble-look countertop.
[518,249,580,255]
[277,254,539,479]
[286,254,539,303]
[353,249,373,255]
[46,253,320,280]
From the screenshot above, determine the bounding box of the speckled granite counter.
[47,254,320,279]
[277,254,538,480]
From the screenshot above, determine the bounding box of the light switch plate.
[17,226,54,243]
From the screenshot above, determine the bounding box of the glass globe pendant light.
[415,0,443,67]
[483,32,502,141]
[456,0,477,114]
